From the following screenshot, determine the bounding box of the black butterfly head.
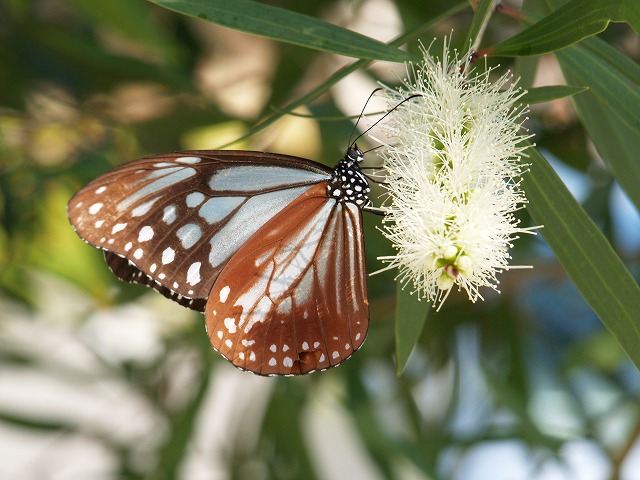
[346,144,364,164]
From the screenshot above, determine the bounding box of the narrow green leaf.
[555,38,640,210]
[147,0,414,62]
[556,44,640,134]
[491,0,640,57]
[395,282,429,375]
[523,145,640,371]
[219,1,469,148]
[464,0,495,49]
[518,85,588,105]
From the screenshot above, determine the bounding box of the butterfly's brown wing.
[67,151,332,311]
[205,183,369,376]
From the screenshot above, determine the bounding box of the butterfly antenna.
[348,88,383,147]
[351,93,422,147]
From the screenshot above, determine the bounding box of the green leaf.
[464,0,495,49]
[523,145,640,371]
[147,0,414,62]
[518,85,588,105]
[395,282,429,375]
[555,37,640,210]
[491,0,640,57]
[555,42,640,135]
[219,1,469,148]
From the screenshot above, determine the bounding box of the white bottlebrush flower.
[374,41,536,309]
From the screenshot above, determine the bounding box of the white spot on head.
[270,344,276,353]
[249,351,256,362]
[313,341,320,349]
[225,339,233,349]
[95,186,107,194]
[89,203,103,215]
[163,205,177,224]
[162,247,175,264]
[133,248,143,259]
[302,341,309,350]
[268,357,276,367]
[124,242,132,251]
[219,285,230,303]
[176,156,202,164]
[138,226,154,242]
[94,220,104,228]
[283,357,293,368]
[332,351,339,359]
[217,330,223,339]
[224,317,237,334]
[111,223,127,234]
[186,262,202,285]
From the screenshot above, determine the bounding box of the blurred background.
[1,1,640,479]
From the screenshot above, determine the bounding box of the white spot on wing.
[219,286,230,303]
[124,242,132,251]
[283,344,289,352]
[186,262,202,285]
[133,248,143,259]
[313,341,320,348]
[111,223,127,234]
[162,247,175,264]
[270,344,276,352]
[186,192,205,207]
[242,339,255,347]
[249,351,256,362]
[89,203,103,215]
[138,226,154,242]
[217,330,223,339]
[176,156,202,164]
[268,357,276,367]
[132,197,161,217]
[225,339,232,348]
[332,351,339,359]
[163,205,177,224]
[150,263,157,273]
[95,186,107,194]
[95,220,104,228]
[302,341,309,350]
[224,317,236,334]
[176,223,202,249]
[283,357,293,368]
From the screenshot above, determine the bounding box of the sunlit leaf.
[148,0,414,62]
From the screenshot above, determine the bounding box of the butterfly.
[67,146,375,376]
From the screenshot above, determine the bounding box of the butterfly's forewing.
[206,183,369,375]
[67,151,332,310]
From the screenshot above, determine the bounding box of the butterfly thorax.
[328,146,371,209]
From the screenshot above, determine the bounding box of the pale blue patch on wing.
[199,196,246,224]
[176,223,203,249]
[208,166,329,192]
[118,167,196,212]
[208,185,310,268]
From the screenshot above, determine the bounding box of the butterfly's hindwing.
[205,183,369,376]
